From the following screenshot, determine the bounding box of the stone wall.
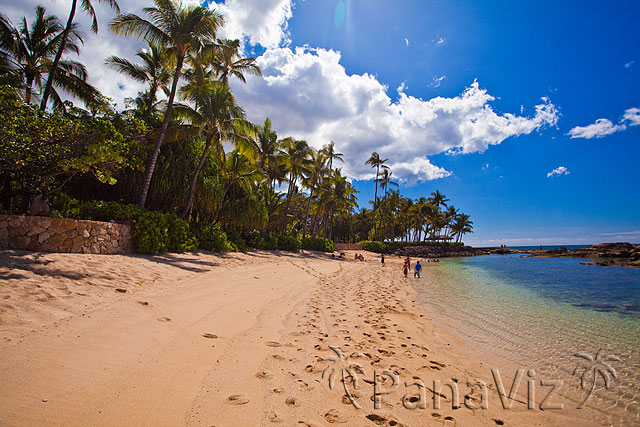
[0,214,132,254]
[334,243,362,251]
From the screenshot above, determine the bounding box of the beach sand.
[0,249,600,426]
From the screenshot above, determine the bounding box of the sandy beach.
[0,249,601,426]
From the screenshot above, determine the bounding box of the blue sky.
[6,0,640,245]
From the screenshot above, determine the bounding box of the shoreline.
[0,249,603,426]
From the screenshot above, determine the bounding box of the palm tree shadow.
[131,252,219,272]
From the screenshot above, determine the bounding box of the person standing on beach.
[381,254,385,265]
[414,261,422,278]
[403,261,408,277]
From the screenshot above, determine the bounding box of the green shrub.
[193,223,231,252]
[166,214,197,252]
[359,240,463,253]
[302,236,334,252]
[133,211,169,253]
[278,234,301,251]
[225,228,248,252]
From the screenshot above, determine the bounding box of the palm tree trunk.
[372,165,379,240]
[25,77,34,104]
[181,134,214,220]
[302,186,314,237]
[41,0,77,110]
[142,82,159,122]
[213,181,233,222]
[137,54,185,208]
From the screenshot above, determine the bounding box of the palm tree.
[0,7,99,107]
[301,149,328,237]
[106,43,170,120]
[212,38,261,85]
[173,82,249,220]
[320,140,344,170]
[281,138,311,212]
[428,190,449,211]
[377,168,398,240]
[215,150,258,221]
[451,213,473,243]
[365,152,388,240]
[40,0,120,110]
[111,0,224,207]
[249,118,285,191]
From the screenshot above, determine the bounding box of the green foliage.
[359,240,464,253]
[192,223,232,252]
[133,211,170,253]
[166,214,197,252]
[225,228,248,252]
[0,86,146,194]
[301,236,334,252]
[277,234,302,251]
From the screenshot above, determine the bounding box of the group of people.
[353,253,365,261]
[402,256,422,278]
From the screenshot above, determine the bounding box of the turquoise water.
[414,255,640,425]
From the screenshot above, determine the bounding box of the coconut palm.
[365,152,389,240]
[376,168,398,240]
[106,43,170,120]
[428,190,449,211]
[301,149,328,237]
[110,0,224,207]
[212,38,261,85]
[0,7,100,107]
[249,118,286,191]
[40,0,120,110]
[320,140,344,170]
[215,150,259,221]
[172,82,250,220]
[451,213,473,243]
[281,138,312,209]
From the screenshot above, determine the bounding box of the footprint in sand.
[493,420,505,426]
[256,371,273,380]
[266,411,283,423]
[137,301,149,306]
[285,396,300,407]
[226,394,249,405]
[324,409,347,424]
[265,341,281,347]
[272,388,284,393]
[202,333,218,339]
[157,317,171,322]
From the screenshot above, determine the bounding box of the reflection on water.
[414,255,640,426]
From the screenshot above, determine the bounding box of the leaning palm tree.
[173,81,250,220]
[106,43,170,120]
[365,152,388,240]
[0,6,100,107]
[40,0,120,110]
[110,0,224,207]
[212,38,261,85]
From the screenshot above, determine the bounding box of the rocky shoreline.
[393,242,640,268]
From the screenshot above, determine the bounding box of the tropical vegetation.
[0,1,473,253]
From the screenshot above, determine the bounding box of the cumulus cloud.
[547,166,570,178]
[625,61,635,68]
[213,0,293,48]
[404,38,409,47]
[231,46,559,183]
[568,107,640,139]
[436,37,445,44]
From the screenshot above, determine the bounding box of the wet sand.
[0,249,599,426]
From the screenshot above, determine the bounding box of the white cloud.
[436,37,445,44]
[625,61,635,68]
[622,107,640,126]
[568,107,640,139]
[429,75,446,88]
[547,166,570,178]
[231,47,559,183]
[214,0,293,48]
[568,118,625,139]
[601,230,640,237]
[404,38,409,47]
[482,163,489,170]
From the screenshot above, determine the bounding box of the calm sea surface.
[414,254,640,425]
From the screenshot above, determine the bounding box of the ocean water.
[414,254,640,425]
